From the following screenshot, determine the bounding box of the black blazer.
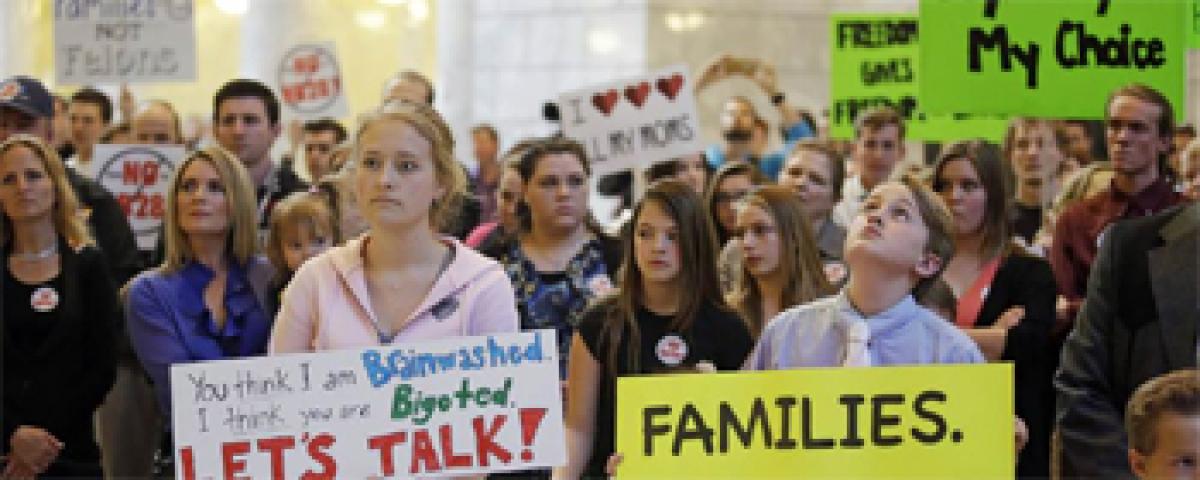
[2,240,119,465]
[1055,203,1199,478]
[975,252,1056,477]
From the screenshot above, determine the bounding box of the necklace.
[10,243,58,261]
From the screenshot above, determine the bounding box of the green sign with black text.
[919,0,1187,120]
[829,14,1007,142]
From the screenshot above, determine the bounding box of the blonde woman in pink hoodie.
[270,103,519,352]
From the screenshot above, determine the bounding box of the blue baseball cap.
[0,76,54,119]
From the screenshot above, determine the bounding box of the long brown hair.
[704,161,764,244]
[601,180,725,374]
[931,140,1011,260]
[728,186,832,336]
[0,134,92,249]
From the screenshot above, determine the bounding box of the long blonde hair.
[728,186,831,337]
[160,146,258,272]
[0,134,92,249]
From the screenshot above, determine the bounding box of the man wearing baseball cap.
[0,75,140,283]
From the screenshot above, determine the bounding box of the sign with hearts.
[557,65,702,176]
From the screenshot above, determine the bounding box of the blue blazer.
[124,256,274,416]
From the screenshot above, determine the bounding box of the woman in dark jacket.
[1,134,117,478]
[931,140,1057,477]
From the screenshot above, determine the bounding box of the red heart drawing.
[592,90,619,116]
[624,82,651,108]
[656,74,684,101]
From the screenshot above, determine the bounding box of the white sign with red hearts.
[557,65,702,176]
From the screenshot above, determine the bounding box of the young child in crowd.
[744,175,985,369]
[265,192,335,316]
[1125,368,1199,480]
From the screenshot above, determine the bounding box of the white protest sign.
[53,0,197,84]
[276,42,350,120]
[171,330,565,479]
[557,65,702,176]
[92,144,183,251]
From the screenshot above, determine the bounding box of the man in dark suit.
[1055,191,1199,474]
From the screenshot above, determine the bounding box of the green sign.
[1192,0,1199,48]
[829,14,1008,142]
[919,0,1187,120]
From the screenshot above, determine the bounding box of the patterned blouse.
[500,238,614,378]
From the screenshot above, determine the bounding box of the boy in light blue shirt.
[745,176,984,369]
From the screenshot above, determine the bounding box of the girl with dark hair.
[557,180,752,478]
[480,137,622,379]
[931,139,1057,477]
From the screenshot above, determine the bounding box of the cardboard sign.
[616,364,1014,478]
[276,42,350,120]
[171,331,565,479]
[919,0,1188,120]
[557,65,703,176]
[53,0,197,84]
[91,144,184,251]
[829,15,1008,142]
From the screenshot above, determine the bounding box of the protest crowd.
[1,1,1198,479]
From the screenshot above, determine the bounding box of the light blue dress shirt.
[744,290,985,370]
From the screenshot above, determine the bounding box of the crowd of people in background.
[0,53,1197,480]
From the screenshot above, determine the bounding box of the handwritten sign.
[830,15,1007,142]
[53,0,197,84]
[557,65,703,177]
[616,364,1014,478]
[276,42,349,120]
[171,331,565,479]
[91,144,183,251]
[919,0,1187,120]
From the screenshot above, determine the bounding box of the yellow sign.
[616,364,1014,478]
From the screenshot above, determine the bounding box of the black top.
[66,167,142,284]
[973,252,1056,477]
[1011,203,1043,245]
[576,298,752,478]
[1,241,119,467]
[4,270,63,355]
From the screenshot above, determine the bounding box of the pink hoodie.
[270,235,519,353]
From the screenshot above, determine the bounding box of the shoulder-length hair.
[353,102,467,232]
[161,146,258,272]
[728,186,832,337]
[0,134,92,249]
[704,160,765,245]
[266,191,335,280]
[601,180,725,374]
[931,139,1010,259]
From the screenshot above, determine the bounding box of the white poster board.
[171,331,566,479]
[276,41,350,120]
[53,0,197,84]
[91,144,183,251]
[557,65,703,176]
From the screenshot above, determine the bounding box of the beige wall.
[11,0,437,130]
